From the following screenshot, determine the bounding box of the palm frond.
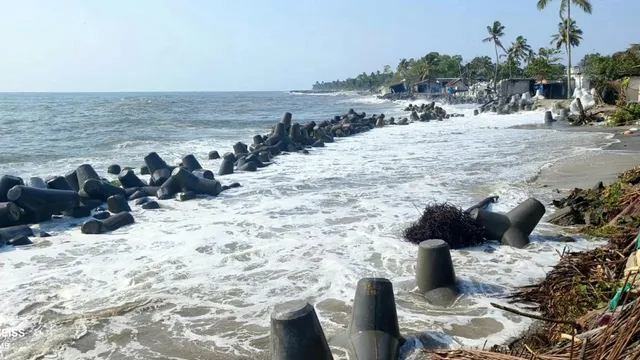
[537,0,552,10]
[496,41,507,53]
[559,0,568,16]
[573,0,593,14]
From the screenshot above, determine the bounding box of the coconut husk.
[403,202,486,249]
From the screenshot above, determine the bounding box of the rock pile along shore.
[0,107,459,247]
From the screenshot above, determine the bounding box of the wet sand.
[512,122,640,190]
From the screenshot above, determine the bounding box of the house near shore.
[413,78,468,95]
[388,80,408,93]
[413,79,440,94]
[533,79,568,100]
[496,78,535,98]
[436,78,459,88]
[443,78,468,94]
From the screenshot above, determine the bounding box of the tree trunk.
[566,1,572,99]
[509,59,513,78]
[494,43,500,92]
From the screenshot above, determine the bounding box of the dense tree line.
[312,0,639,95]
[311,49,565,92]
[582,44,640,89]
[312,67,395,92]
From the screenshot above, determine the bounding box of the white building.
[571,66,591,91]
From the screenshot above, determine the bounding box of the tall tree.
[417,53,441,81]
[397,59,409,79]
[482,21,507,91]
[511,36,534,66]
[537,0,593,98]
[501,50,523,79]
[550,18,583,51]
[526,47,564,80]
[466,56,494,82]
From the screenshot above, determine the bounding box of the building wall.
[498,80,533,97]
[571,73,591,91]
[389,83,407,93]
[414,82,441,93]
[449,82,469,92]
[626,77,640,103]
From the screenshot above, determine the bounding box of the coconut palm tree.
[397,59,409,78]
[511,36,534,66]
[551,18,583,51]
[482,21,507,91]
[537,0,592,98]
[502,49,515,78]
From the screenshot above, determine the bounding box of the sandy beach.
[515,123,640,190]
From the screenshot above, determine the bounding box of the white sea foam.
[338,96,389,105]
[289,91,360,97]
[0,101,612,359]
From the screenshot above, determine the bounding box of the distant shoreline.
[288,89,374,95]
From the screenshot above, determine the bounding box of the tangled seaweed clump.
[403,202,486,249]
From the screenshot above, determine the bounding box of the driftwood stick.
[579,338,587,360]
[575,326,606,340]
[490,303,581,330]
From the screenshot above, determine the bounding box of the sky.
[0,0,636,92]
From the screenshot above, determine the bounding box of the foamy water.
[0,94,612,359]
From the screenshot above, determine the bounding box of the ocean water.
[0,92,613,359]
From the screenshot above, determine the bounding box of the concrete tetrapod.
[8,186,80,223]
[75,164,100,187]
[28,177,48,189]
[144,152,169,175]
[470,198,546,248]
[81,179,126,202]
[0,202,21,228]
[46,176,73,191]
[0,225,34,243]
[269,300,333,360]
[64,170,80,192]
[157,176,181,200]
[118,169,146,189]
[469,208,511,241]
[0,175,24,202]
[191,169,214,180]
[348,278,404,360]
[171,167,222,196]
[151,168,171,187]
[503,198,546,248]
[464,195,499,214]
[181,154,202,172]
[416,240,460,306]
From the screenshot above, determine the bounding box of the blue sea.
[0,91,613,359]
